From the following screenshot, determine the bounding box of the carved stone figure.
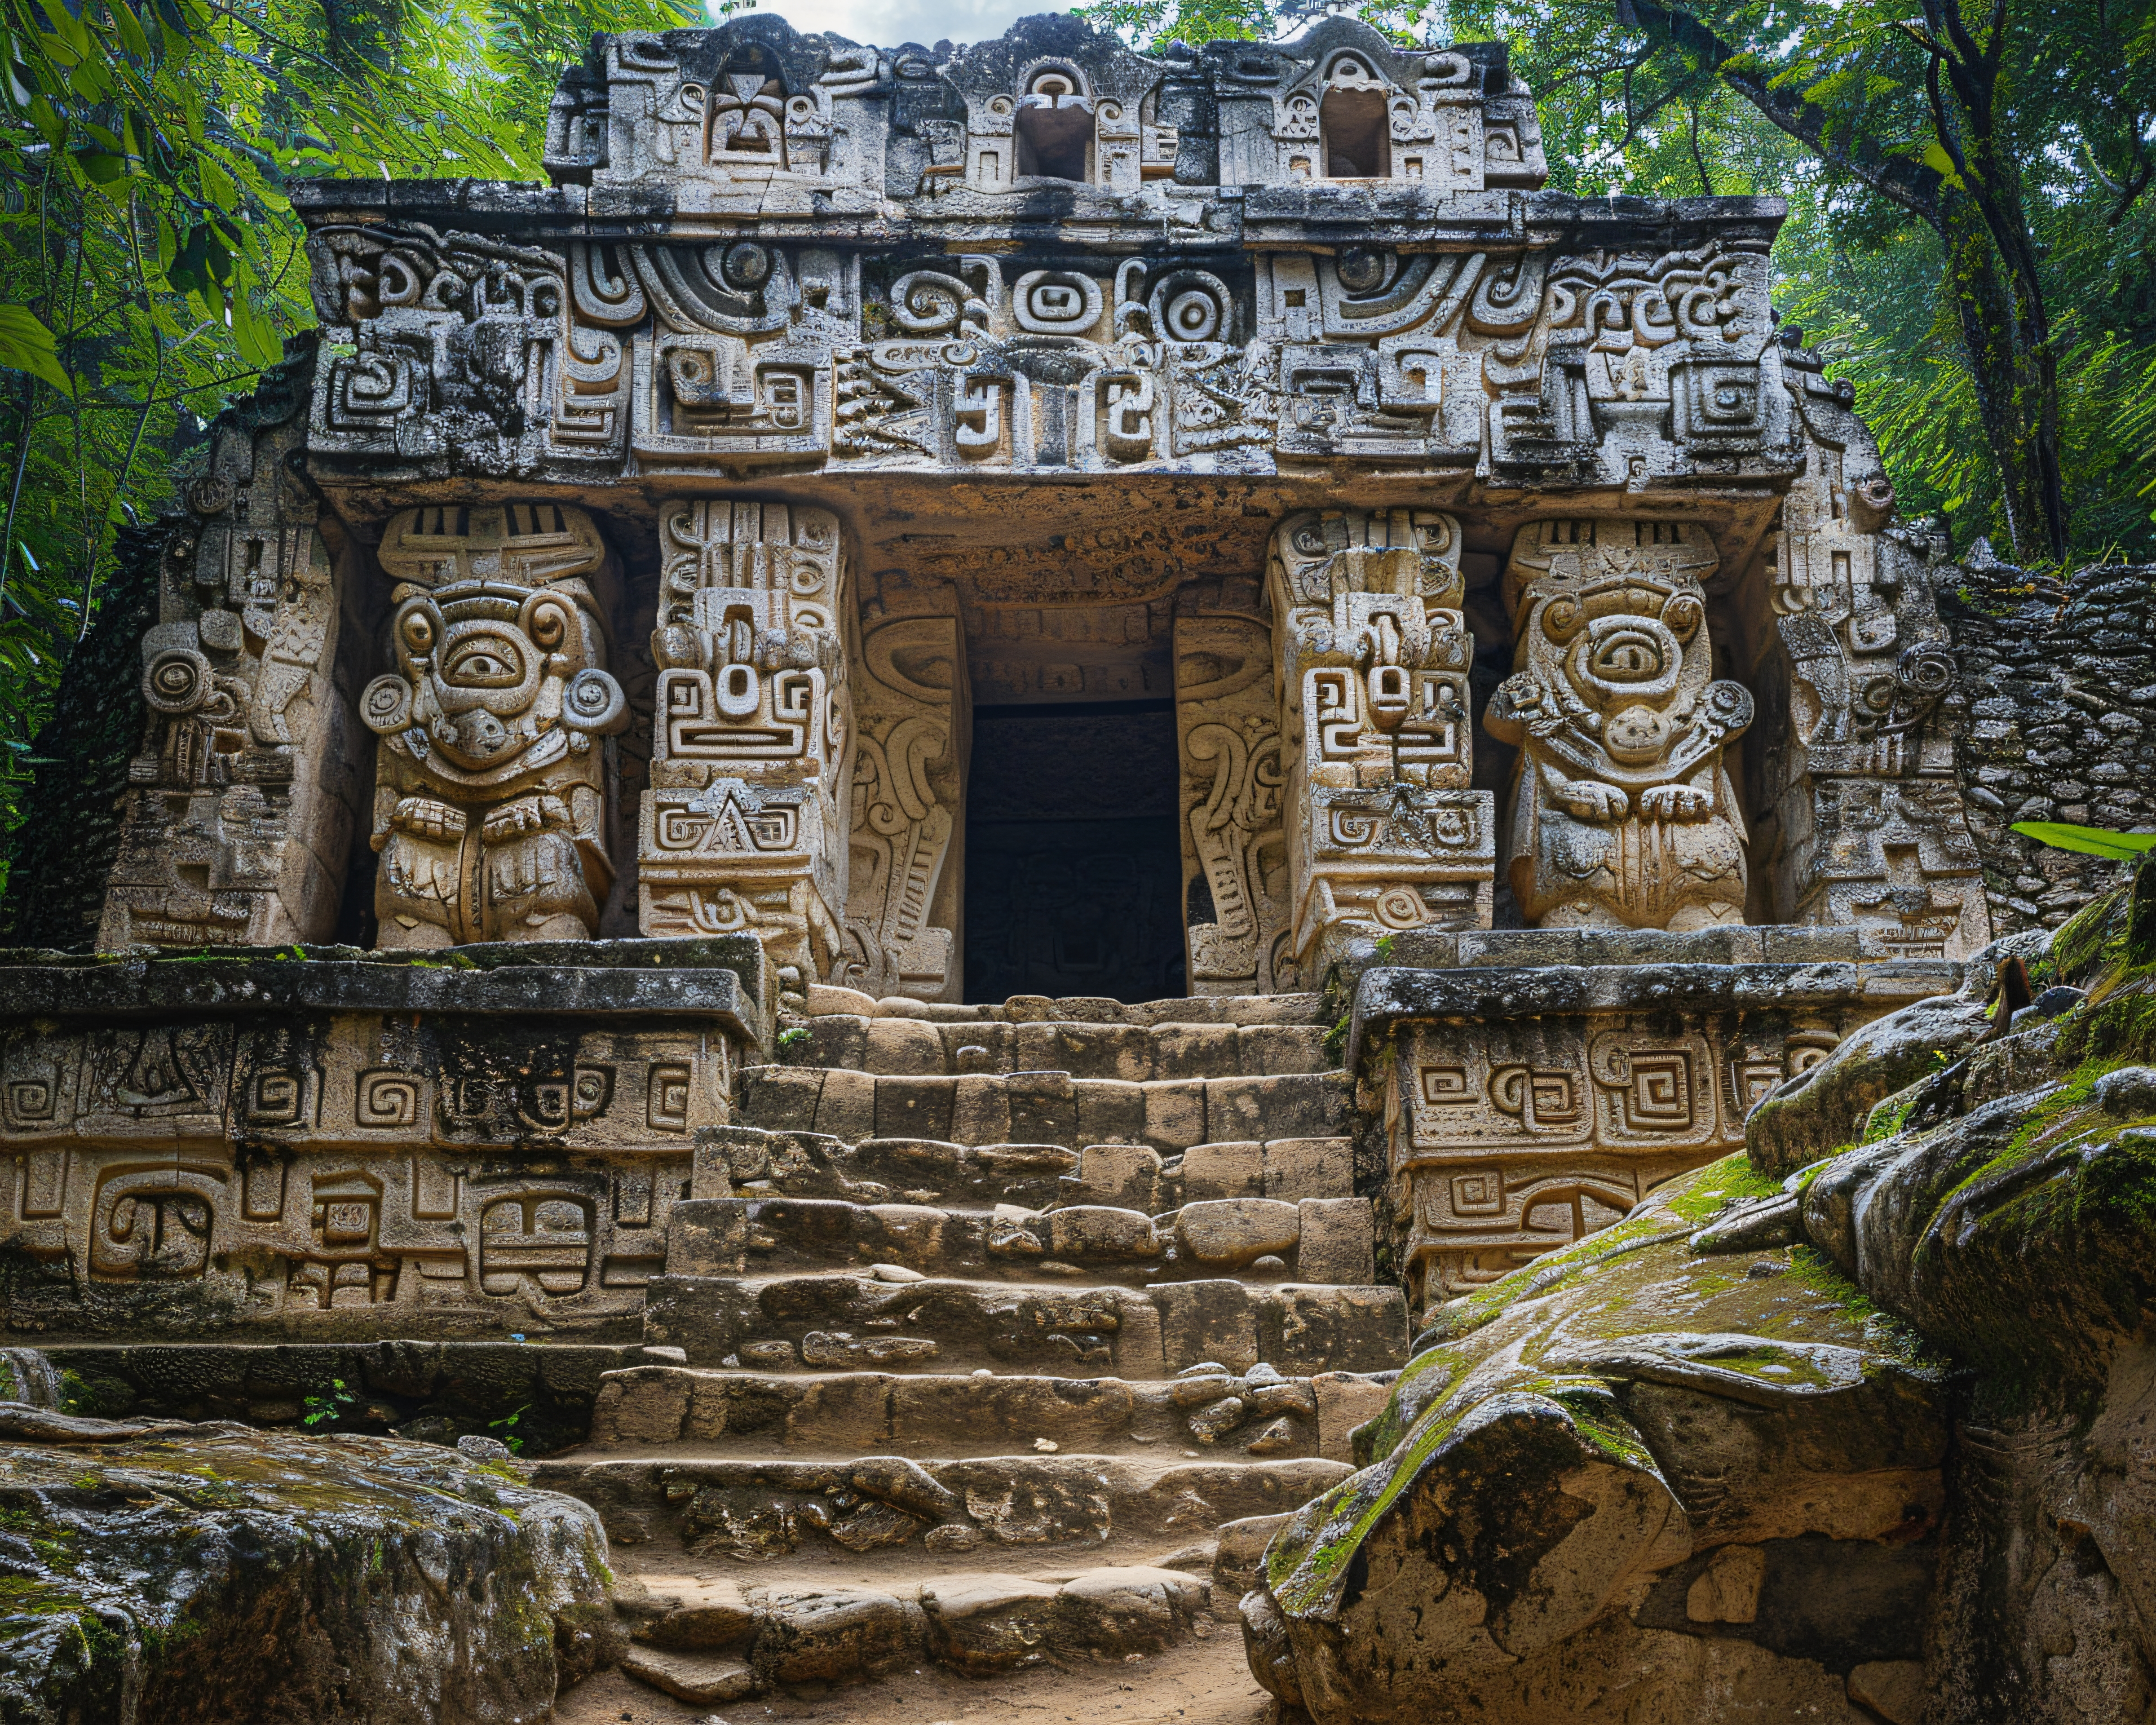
[1487,519,1752,930]
[362,504,627,947]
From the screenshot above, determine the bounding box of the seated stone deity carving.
[1484,520,1751,930]
[361,504,628,947]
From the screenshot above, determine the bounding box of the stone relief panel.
[1269,509,1494,970]
[638,501,851,986]
[1176,614,1291,996]
[841,584,969,1002]
[363,504,629,947]
[1487,519,1752,931]
[99,345,351,951]
[309,224,633,481]
[0,1013,729,1333]
[1762,341,1993,960]
[1388,1013,1843,1305]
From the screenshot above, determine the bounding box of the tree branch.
[1624,0,1944,223]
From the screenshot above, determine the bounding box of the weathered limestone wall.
[1940,559,2156,931]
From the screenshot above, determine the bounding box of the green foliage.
[300,1376,356,1429]
[2010,821,2156,861]
[0,0,699,894]
[487,1402,528,1454]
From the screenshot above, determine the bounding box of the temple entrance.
[962,699,1187,1003]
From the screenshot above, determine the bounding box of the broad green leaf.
[0,305,73,395]
[2010,823,2156,861]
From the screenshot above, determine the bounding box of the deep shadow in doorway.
[963,700,1185,1004]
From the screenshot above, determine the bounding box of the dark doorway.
[963,699,1185,1004]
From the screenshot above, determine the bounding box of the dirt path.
[552,1629,1274,1725]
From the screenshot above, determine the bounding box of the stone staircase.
[536,986,1405,1707]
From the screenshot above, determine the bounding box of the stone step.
[541,1446,1356,1558]
[804,986,1326,1030]
[663,1192,1377,1287]
[640,1271,1408,1377]
[783,1013,1332,1082]
[737,1065,1349,1154]
[615,1562,1219,1699]
[582,1363,1394,1462]
[695,1125,1356,1214]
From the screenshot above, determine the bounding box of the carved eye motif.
[1589,628,1668,682]
[402,612,436,654]
[720,242,771,292]
[442,630,528,689]
[1336,248,1388,295]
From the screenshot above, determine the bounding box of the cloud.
[720,0,1070,48]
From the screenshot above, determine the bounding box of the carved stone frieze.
[1269,508,1495,968]
[363,504,629,947]
[1487,519,1752,931]
[638,500,852,984]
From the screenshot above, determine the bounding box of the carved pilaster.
[841,587,969,1002]
[637,500,851,985]
[98,349,349,949]
[1176,613,1291,995]
[364,504,629,947]
[1268,508,1493,972]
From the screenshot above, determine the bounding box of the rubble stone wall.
[1940,561,2156,931]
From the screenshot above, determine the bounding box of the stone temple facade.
[0,17,2074,1721]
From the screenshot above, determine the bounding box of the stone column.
[840,576,969,1002]
[1268,507,1493,974]
[637,500,852,988]
[364,504,629,947]
[1486,519,1752,932]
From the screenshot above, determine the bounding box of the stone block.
[1312,1371,1392,1462]
[1263,1137,1353,1200]
[1046,1205,1158,1261]
[919,1573,1061,1672]
[866,1017,946,1075]
[1181,1141,1264,1203]
[689,1137,739,1200]
[1262,1284,1406,1376]
[1016,1022,1152,1080]
[622,1646,759,1706]
[591,1367,691,1445]
[812,1068,877,1141]
[874,1076,954,1141]
[1062,1142,1163,1211]
[1149,1023,1238,1079]
[754,1588,925,1688]
[664,1200,747,1277]
[939,1021,1014,1073]
[1213,1514,1292,1600]
[1053,1567,1208,1655]
[1236,1024,1329,1076]
[797,1015,868,1071]
[1176,1198,1300,1267]
[641,1275,755,1362]
[1296,1197,1374,1284]
[1205,1074,1344,1142]
[805,983,877,1017]
[1114,1298,1167,1378]
[866,1203,984,1275]
[1142,1079,1209,1152]
[1152,1280,1258,1374]
[739,1066,822,1132]
[1075,1078,1147,1145]
[949,1074,1012,1145]
[1007,1071,1078,1145]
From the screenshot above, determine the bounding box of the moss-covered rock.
[0,1420,618,1724]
